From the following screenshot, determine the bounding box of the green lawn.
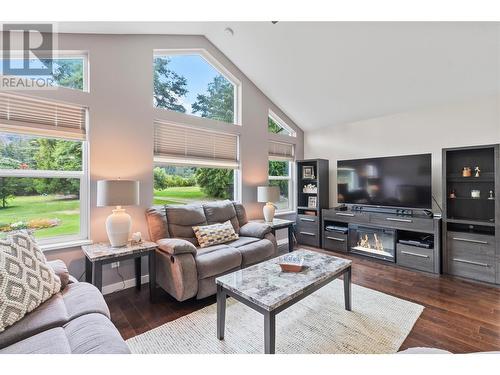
[153,186,212,205]
[0,195,80,239]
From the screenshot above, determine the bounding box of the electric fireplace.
[348,225,396,262]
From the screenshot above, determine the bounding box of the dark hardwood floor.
[105,247,500,353]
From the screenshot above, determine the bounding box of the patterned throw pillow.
[192,220,239,248]
[0,231,61,332]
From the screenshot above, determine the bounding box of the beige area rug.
[127,280,423,354]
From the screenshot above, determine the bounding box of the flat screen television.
[337,154,432,209]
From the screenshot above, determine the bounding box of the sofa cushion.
[233,202,248,227]
[0,327,71,354]
[0,313,130,354]
[195,246,242,279]
[0,282,109,349]
[236,238,276,267]
[0,231,61,333]
[165,204,207,243]
[60,282,110,321]
[145,206,170,242]
[203,200,240,233]
[193,220,239,248]
[227,236,261,248]
[63,313,130,354]
[239,222,272,239]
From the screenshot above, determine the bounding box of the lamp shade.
[97,180,140,207]
[257,186,280,203]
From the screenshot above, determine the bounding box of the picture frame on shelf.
[302,166,315,179]
[308,196,317,208]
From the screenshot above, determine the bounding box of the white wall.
[304,95,500,210]
[1,33,304,289]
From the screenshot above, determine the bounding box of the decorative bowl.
[279,254,305,273]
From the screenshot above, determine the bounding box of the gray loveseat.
[146,200,278,301]
[0,260,130,354]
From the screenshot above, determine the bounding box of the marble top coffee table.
[215,249,352,354]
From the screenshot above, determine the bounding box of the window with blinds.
[0,93,87,140]
[154,121,239,168]
[269,140,294,161]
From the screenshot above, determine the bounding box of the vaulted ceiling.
[58,22,500,131]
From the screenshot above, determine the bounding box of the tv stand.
[322,208,442,274]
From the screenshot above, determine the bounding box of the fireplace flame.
[357,233,384,252]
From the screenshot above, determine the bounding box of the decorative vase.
[105,207,131,247]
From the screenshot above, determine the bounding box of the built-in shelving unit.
[442,144,500,284]
[295,159,329,248]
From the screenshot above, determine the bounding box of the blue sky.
[165,54,224,114]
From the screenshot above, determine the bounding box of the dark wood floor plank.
[105,246,500,353]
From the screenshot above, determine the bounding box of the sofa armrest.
[157,238,197,256]
[47,259,70,289]
[239,222,272,239]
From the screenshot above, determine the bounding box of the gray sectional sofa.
[146,200,278,301]
[0,260,130,354]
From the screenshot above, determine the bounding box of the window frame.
[268,158,295,213]
[268,110,296,137]
[1,50,89,92]
[0,132,89,246]
[153,49,242,126]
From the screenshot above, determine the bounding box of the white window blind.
[0,93,87,140]
[269,141,294,161]
[154,121,239,168]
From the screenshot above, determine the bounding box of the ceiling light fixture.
[224,27,234,36]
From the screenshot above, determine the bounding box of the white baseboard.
[102,274,149,295]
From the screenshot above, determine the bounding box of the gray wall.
[2,33,304,291]
[304,95,500,211]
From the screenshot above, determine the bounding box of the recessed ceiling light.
[271,21,278,24]
[224,27,234,36]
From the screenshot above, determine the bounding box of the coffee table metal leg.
[288,225,294,252]
[344,266,352,311]
[264,311,276,354]
[135,257,142,290]
[217,284,226,340]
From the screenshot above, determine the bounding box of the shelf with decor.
[296,159,329,248]
[442,144,499,285]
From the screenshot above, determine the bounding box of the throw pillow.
[0,231,62,332]
[192,220,239,248]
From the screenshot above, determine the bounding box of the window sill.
[40,239,93,252]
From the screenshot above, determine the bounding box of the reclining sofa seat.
[146,200,278,300]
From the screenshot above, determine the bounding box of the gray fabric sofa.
[146,200,278,301]
[0,260,130,354]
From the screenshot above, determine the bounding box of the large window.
[153,121,239,206]
[268,160,293,212]
[0,56,87,91]
[0,133,87,242]
[153,165,235,205]
[153,53,238,124]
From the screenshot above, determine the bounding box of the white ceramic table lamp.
[257,186,280,222]
[97,180,140,247]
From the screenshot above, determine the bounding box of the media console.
[322,208,442,274]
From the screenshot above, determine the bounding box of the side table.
[251,218,295,252]
[81,241,158,301]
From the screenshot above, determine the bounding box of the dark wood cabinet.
[442,144,500,284]
[295,159,329,248]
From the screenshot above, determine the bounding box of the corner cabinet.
[295,159,329,248]
[442,144,500,284]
